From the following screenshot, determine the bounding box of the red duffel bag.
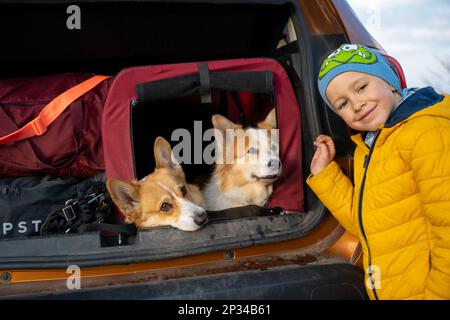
[0,74,111,177]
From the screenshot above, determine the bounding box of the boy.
[307,44,450,300]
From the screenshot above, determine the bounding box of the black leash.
[40,183,136,236]
[77,221,137,235]
[207,205,284,221]
[41,184,282,236]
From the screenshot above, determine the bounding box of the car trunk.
[0,0,332,270]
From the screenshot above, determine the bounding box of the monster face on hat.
[318,44,403,110]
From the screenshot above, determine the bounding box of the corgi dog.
[107,137,207,231]
[203,108,282,211]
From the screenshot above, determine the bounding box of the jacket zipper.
[358,131,380,300]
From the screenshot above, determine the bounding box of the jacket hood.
[385,86,447,128]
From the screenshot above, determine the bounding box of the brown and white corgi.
[203,108,282,211]
[107,137,207,231]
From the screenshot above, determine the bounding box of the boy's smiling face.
[326,71,402,131]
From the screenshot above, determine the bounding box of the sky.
[347,0,450,94]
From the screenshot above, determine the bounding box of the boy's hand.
[311,135,336,176]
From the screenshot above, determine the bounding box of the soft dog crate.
[102,58,304,214]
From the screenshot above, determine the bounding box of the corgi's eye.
[248,147,257,154]
[160,202,173,212]
[179,186,187,197]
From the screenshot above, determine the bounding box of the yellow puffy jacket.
[307,87,450,300]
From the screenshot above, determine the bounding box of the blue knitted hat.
[318,44,403,110]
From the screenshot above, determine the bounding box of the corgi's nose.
[194,211,208,226]
[268,159,281,170]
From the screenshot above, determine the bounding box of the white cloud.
[431,17,450,28]
[347,0,450,92]
[411,28,450,40]
[348,0,420,10]
[369,25,450,49]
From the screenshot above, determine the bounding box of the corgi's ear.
[212,114,242,136]
[258,108,277,129]
[106,179,140,222]
[154,136,181,170]
[211,115,243,163]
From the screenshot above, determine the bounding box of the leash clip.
[62,199,78,222]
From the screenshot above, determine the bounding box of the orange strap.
[0,75,111,146]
